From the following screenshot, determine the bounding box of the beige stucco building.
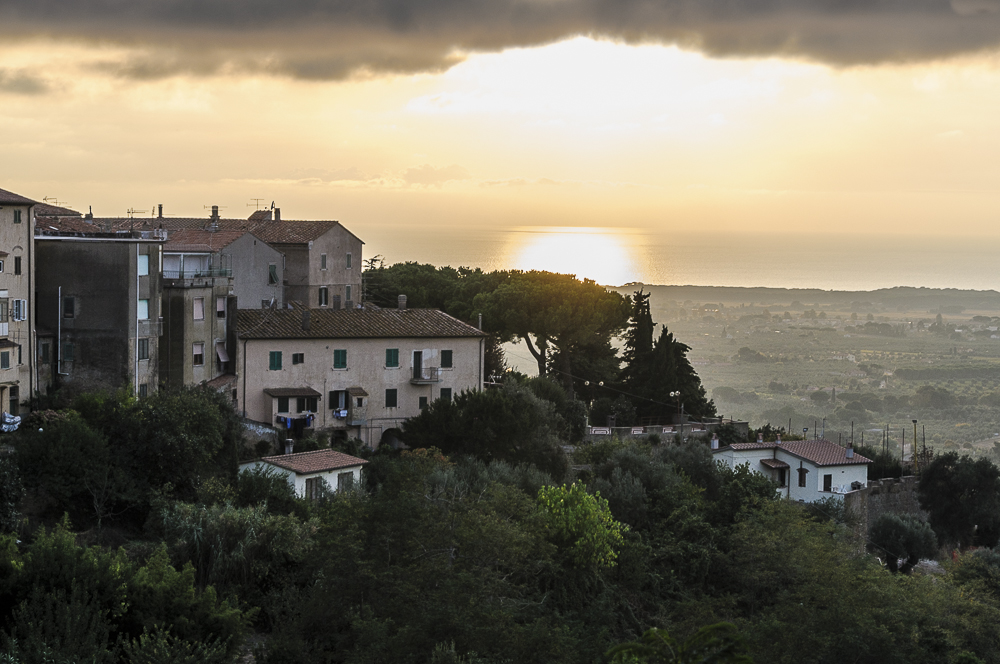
[235,303,485,447]
[0,187,36,414]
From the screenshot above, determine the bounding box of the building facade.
[0,188,36,414]
[235,304,485,446]
[714,438,871,502]
[35,218,164,397]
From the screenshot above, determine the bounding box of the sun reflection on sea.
[504,227,641,286]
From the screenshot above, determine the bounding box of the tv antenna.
[248,199,267,210]
[127,208,146,219]
[42,196,69,207]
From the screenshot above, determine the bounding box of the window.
[137,254,149,276]
[385,388,397,408]
[13,257,20,275]
[305,477,323,501]
[13,210,21,224]
[0,261,4,273]
[441,350,453,368]
[40,342,49,363]
[297,396,318,412]
[138,338,149,360]
[8,386,17,416]
[137,299,149,320]
[292,352,304,365]
[345,285,352,302]
[193,297,205,320]
[333,349,347,369]
[356,397,363,407]
[385,348,399,367]
[138,384,148,398]
[823,474,832,492]
[63,343,75,362]
[331,294,341,310]
[319,287,328,307]
[338,472,354,491]
[346,252,352,269]
[777,468,787,488]
[329,390,346,410]
[63,297,75,319]
[0,301,6,323]
[269,351,282,370]
[277,396,289,412]
[216,297,226,318]
[440,388,452,402]
[798,468,808,488]
[11,299,26,321]
[419,396,428,410]
[268,264,278,285]
[193,342,204,366]
[1,352,9,369]
[320,253,327,270]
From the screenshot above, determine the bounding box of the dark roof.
[237,307,485,340]
[717,439,870,466]
[0,188,35,205]
[760,458,790,469]
[34,203,81,217]
[164,228,253,253]
[93,215,362,246]
[205,374,238,389]
[264,387,323,397]
[258,449,367,475]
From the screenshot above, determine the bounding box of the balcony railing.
[410,366,441,384]
[162,268,233,279]
[138,318,163,337]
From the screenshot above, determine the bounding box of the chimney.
[302,310,311,331]
[211,205,219,220]
[711,433,719,450]
[85,205,93,221]
[285,439,294,455]
[157,203,163,219]
[846,443,854,459]
[757,433,764,443]
[398,294,407,311]
[274,207,281,222]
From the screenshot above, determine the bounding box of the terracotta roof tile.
[779,440,871,466]
[34,203,81,217]
[237,307,485,340]
[260,449,367,475]
[205,373,238,389]
[0,187,35,205]
[163,228,253,252]
[95,216,360,245]
[263,387,323,397]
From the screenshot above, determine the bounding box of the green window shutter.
[386,348,398,367]
[385,389,397,408]
[441,350,453,368]
[278,397,289,412]
[269,351,282,370]
[268,264,278,285]
[440,388,452,402]
[334,349,347,369]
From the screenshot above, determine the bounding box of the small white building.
[714,438,870,502]
[239,448,368,499]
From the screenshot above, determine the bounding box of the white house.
[714,437,870,502]
[239,448,368,499]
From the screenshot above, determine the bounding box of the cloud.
[4,1,1000,81]
[0,68,47,94]
[404,163,470,185]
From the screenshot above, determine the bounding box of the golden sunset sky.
[3,0,1000,285]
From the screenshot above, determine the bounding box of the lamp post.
[912,419,919,473]
[669,391,680,421]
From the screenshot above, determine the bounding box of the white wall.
[238,460,364,496]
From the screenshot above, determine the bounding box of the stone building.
[0,187,37,413]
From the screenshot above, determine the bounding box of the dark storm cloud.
[0,68,48,94]
[3,0,1000,80]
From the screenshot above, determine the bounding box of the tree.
[0,454,22,533]
[475,271,630,397]
[607,623,753,664]
[868,513,937,574]
[918,452,1000,549]
[537,483,627,569]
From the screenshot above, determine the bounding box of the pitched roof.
[237,307,486,340]
[34,203,81,217]
[259,449,367,475]
[779,440,871,466]
[163,228,253,253]
[0,187,35,205]
[95,216,361,245]
[263,387,323,397]
[717,439,870,466]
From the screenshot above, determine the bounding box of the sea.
[365,224,1000,293]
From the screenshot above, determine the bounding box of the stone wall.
[844,475,927,539]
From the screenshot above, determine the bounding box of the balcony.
[163,268,232,279]
[410,366,441,385]
[138,318,163,337]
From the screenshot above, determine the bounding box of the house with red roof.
[239,448,368,499]
[714,436,871,502]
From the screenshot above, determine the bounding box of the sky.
[3,0,1000,286]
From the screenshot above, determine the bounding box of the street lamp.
[669,391,681,422]
[912,419,919,473]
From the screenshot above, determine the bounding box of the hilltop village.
[6,184,1000,664]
